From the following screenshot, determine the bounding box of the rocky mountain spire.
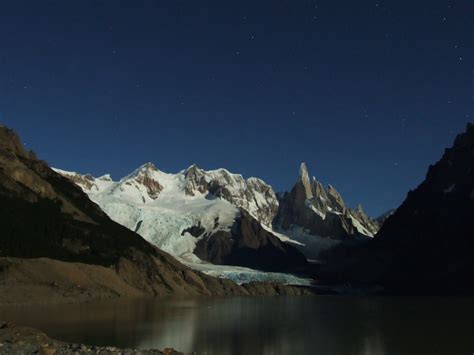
[275,162,380,258]
[299,162,313,199]
[327,185,346,212]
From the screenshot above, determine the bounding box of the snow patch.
[274,226,342,261]
[349,215,375,237]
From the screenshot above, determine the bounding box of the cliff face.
[321,124,474,294]
[371,123,474,292]
[0,126,312,304]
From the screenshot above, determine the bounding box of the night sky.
[0,1,472,216]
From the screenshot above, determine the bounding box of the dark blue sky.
[0,0,472,216]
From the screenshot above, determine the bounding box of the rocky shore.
[0,321,181,355]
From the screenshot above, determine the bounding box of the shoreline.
[0,321,182,355]
[0,256,317,307]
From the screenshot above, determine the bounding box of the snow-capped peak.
[54,163,292,267]
[125,162,160,179]
[98,174,112,181]
[56,163,280,226]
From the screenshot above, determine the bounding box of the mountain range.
[2,122,473,297]
[54,159,380,274]
[0,125,311,305]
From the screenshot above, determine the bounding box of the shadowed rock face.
[194,210,308,272]
[370,123,474,292]
[320,124,474,294]
[375,209,396,226]
[0,126,313,302]
[0,125,155,264]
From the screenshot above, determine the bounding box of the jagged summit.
[299,162,314,199]
[58,162,280,226]
[276,163,380,249]
[185,163,203,171]
[299,162,309,178]
[128,162,159,176]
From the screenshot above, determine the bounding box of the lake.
[0,296,473,355]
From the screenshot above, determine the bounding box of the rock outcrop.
[194,210,308,271]
[0,321,181,354]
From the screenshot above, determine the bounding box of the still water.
[0,296,473,355]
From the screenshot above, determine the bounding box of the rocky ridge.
[371,123,474,292]
[274,163,379,254]
[320,123,474,294]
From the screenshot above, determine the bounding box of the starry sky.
[0,0,472,216]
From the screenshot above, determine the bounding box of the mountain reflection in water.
[1,296,473,355]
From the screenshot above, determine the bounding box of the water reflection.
[0,296,473,355]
